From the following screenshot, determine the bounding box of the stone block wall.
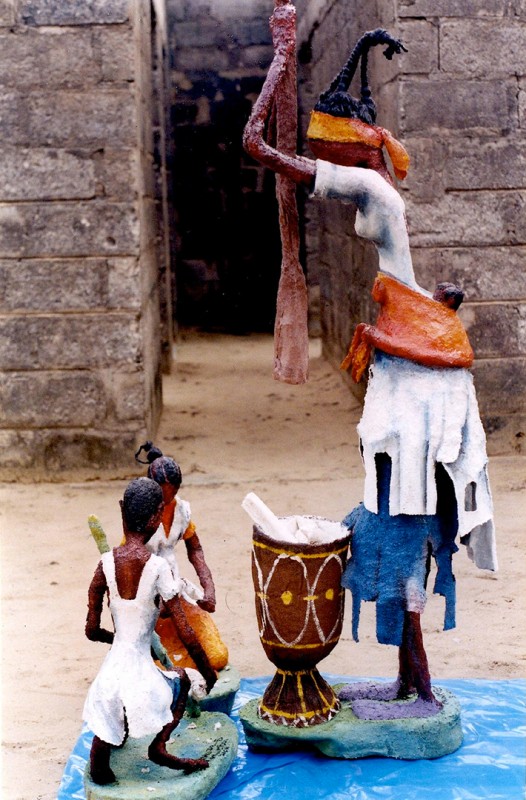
[295,0,525,454]
[0,0,173,480]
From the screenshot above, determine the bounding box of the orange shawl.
[341,273,474,382]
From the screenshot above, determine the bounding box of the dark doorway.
[172,74,282,334]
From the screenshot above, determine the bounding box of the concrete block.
[441,20,526,78]
[472,358,526,416]
[0,257,141,312]
[0,1,15,25]
[0,259,107,311]
[19,0,130,26]
[398,0,508,16]
[0,201,139,258]
[399,137,446,202]
[0,146,96,201]
[93,149,137,201]
[240,45,274,69]
[94,27,136,82]
[405,190,526,247]
[411,246,526,302]
[400,79,516,133]
[107,258,142,309]
[0,29,98,89]
[110,371,147,421]
[0,91,30,143]
[1,88,137,147]
[519,80,526,129]
[0,372,106,427]
[41,429,141,476]
[459,302,526,358]
[398,20,438,75]
[174,47,230,72]
[174,20,226,47]
[234,19,272,47]
[0,313,141,370]
[208,0,271,19]
[443,139,526,190]
[0,428,144,481]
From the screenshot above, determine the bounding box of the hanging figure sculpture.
[243,2,497,720]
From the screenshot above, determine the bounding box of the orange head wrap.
[307,110,410,180]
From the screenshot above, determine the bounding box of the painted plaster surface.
[84,713,238,800]
[240,686,462,759]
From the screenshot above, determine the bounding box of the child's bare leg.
[90,736,116,785]
[148,668,208,773]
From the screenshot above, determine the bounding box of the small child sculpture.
[135,442,228,681]
[83,478,209,785]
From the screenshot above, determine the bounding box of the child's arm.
[184,525,216,613]
[163,594,217,692]
[85,561,114,644]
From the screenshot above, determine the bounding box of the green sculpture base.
[199,665,240,716]
[84,712,238,800]
[240,686,462,760]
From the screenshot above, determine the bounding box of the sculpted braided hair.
[315,29,407,124]
[122,478,163,532]
[135,441,182,488]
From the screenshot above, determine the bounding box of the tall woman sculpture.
[243,1,497,719]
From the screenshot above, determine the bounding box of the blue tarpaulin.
[57,677,526,800]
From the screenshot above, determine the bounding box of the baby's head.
[433,282,464,311]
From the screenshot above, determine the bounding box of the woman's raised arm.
[242,1,315,186]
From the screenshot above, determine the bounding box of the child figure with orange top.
[134,442,229,686]
[243,2,497,722]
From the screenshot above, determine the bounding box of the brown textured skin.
[242,3,396,384]
[241,2,315,187]
[85,503,211,784]
[185,531,216,612]
[243,2,313,384]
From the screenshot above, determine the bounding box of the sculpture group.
[82,446,239,797]
[80,1,497,795]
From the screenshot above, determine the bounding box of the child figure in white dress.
[84,478,209,785]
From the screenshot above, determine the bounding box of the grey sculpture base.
[84,712,238,800]
[240,686,462,760]
[199,665,240,716]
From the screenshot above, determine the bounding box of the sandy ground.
[1,331,525,800]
